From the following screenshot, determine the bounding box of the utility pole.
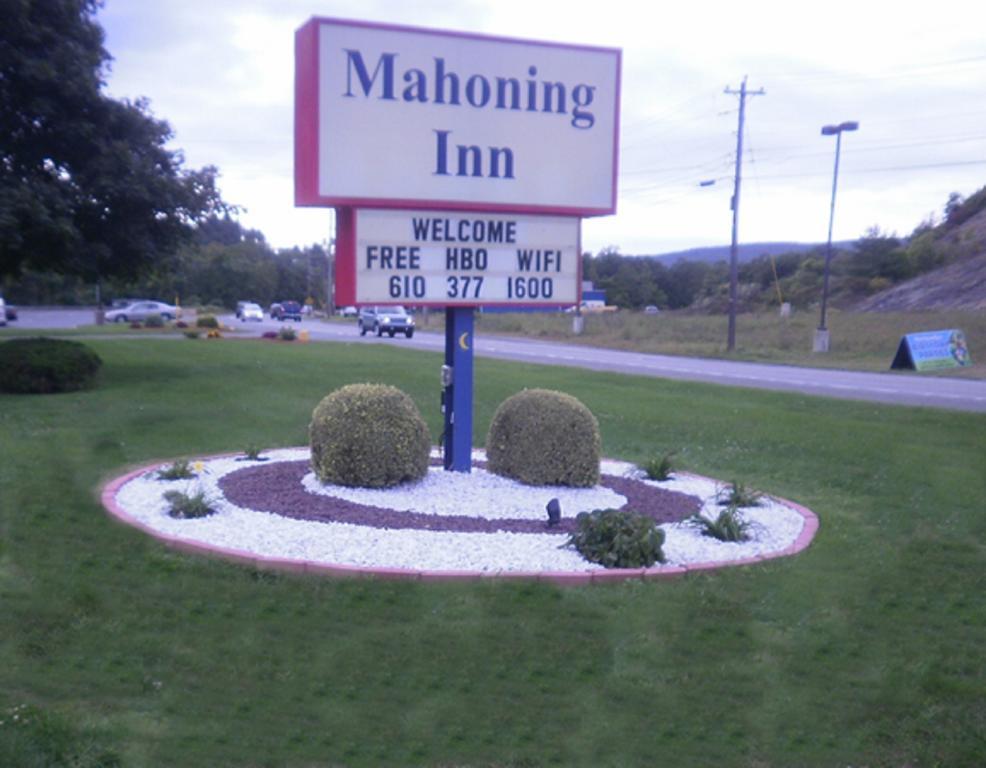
[724,76,765,351]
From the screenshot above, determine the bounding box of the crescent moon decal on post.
[458,332,470,351]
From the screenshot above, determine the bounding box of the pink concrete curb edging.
[99,456,820,585]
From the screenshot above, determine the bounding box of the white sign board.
[350,210,580,306]
[296,18,621,216]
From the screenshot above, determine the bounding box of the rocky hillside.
[855,252,986,311]
[855,189,986,312]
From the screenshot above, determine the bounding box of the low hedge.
[0,337,102,394]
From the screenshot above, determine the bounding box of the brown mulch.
[218,460,700,535]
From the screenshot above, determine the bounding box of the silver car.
[104,300,179,323]
[358,306,415,338]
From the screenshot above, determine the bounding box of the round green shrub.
[567,508,666,568]
[309,383,431,488]
[143,313,165,328]
[195,314,219,329]
[486,388,600,487]
[0,337,102,394]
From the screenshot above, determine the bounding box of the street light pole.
[813,120,858,353]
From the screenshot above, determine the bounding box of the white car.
[104,300,178,323]
[0,297,6,327]
[239,302,264,321]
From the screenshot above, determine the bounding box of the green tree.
[0,0,229,282]
[944,192,964,224]
[659,260,711,309]
[849,227,910,281]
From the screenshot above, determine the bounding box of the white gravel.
[111,449,809,574]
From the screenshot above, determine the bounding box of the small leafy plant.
[691,504,751,542]
[717,480,763,507]
[243,444,266,461]
[278,326,297,341]
[566,508,665,568]
[641,451,677,481]
[196,314,219,329]
[143,313,165,328]
[163,489,216,519]
[157,459,195,480]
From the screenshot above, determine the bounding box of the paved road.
[7,307,986,412]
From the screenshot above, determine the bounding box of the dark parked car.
[1,299,15,322]
[269,301,303,322]
[358,306,415,338]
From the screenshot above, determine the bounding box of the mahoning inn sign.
[295,16,621,471]
[295,16,621,308]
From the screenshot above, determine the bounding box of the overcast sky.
[97,0,986,256]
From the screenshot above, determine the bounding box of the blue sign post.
[443,307,475,472]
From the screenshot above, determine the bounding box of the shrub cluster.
[143,313,165,328]
[486,388,600,487]
[309,383,431,488]
[195,314,219,329]
[567,508,666,568]
[0,338,102,394]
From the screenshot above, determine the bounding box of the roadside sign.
[295,17,622,473]
[890,329,972,371]
[295,17,620,215]
[336,209,580,307]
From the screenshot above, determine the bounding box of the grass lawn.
[471,308,986,379]
[1,337,984,767]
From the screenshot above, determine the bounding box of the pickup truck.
[269,301,303,322]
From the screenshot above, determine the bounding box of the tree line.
[583,185,984,313]
[5,216,331,310]
[2,3,981,315]
[0,2,329,311]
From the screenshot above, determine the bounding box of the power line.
[752,54,986,85]
[750,158,986,181]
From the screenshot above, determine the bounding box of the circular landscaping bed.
[102,449,818,583]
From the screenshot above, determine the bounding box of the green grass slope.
[1,338,983,767]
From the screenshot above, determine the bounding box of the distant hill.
[645,241,839,265]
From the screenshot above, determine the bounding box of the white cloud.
[98,0,986,253]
